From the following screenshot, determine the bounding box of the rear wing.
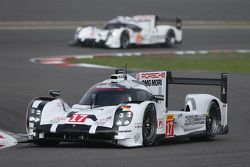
[132,15,182,30]
[136,71,227,108]
[156,16,182,30]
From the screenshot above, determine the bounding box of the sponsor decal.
[96,116,112,125]
[69,114,89,123]
[134,133,140,142]
[141,72,166,79]
[166,114,174,121]
[49,116,66,124]
[134,123,143,129]
[157,118,164,128]
[177,113,183,117]
[142,79,162,87]
[95,83,126,89]
[56,102,63,108]
[135,33,143,44]
[90,30,95,37]
[137,71,167,106]
[120,105,131,111]
[166,114,174,138]
[185,115,206,126]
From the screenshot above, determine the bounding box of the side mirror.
[90,94,96,108]
[176,17,182,30]
[151,95,164,102]
[48,90,61,98]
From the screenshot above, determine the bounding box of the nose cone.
[69,105,118,128]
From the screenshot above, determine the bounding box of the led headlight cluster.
[28,108,42,123]
[115,106,133,126]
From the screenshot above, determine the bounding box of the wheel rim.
[121,34,129,48]
[143,111,155,140]
[166,31,175,47]
[208,105,219,135]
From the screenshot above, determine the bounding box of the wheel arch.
[26,97,69,134]
[185,94,222,115]
[26,97,54,134]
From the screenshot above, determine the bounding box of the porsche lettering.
[141,72,166,79]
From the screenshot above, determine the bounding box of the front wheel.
[142,104,157,146]
[120,31,130,49]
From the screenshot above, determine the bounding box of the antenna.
[124,64,128,80]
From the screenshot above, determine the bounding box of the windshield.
[104,23,142,32]
[79,87,151,106]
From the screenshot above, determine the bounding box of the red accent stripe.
[0,135,4,139]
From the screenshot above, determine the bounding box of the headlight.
[116,120,123,126]
[29,117,35,122]
[74,27,82,38]
[36,110,41,115]
[31,108,36,114]
[111,31,118,36]
[124,120,130,126]
[108,30,118,37]
[126,112,133,118]
[119,113,124,118]
[115,106,133,126]
[27,107,42,124]
[34,118,40,122]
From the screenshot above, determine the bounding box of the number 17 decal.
[166,114,174,138]
[69,114,88,123]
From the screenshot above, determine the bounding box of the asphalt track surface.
[0,0,250,21]
[1,0,250,165]
[0,28,250,166]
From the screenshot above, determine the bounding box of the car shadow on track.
[71,43,182,50]
[17,137,225,150]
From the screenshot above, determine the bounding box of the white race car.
[25,70,228,147]
[71,15,182,49]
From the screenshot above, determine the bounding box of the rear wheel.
[190,101,221,141]
[206,101,221,139]
[120,31,130,49]
[142,104,157,146]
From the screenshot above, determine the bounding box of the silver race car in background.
[24,70,228,147]
[71,15,182,49]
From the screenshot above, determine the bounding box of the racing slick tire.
[205,101,221,139]
[165,30,176,48]
[120,31,130,49]
[142,104,157,146]
[190,101,221,141]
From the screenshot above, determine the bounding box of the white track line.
[0,131,17,149]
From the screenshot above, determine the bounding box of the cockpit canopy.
[79,86,152,106]
[104,23,142,32]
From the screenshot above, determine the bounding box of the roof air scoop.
[110,74,126,83]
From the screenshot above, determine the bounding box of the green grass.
[68,52,250,73]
